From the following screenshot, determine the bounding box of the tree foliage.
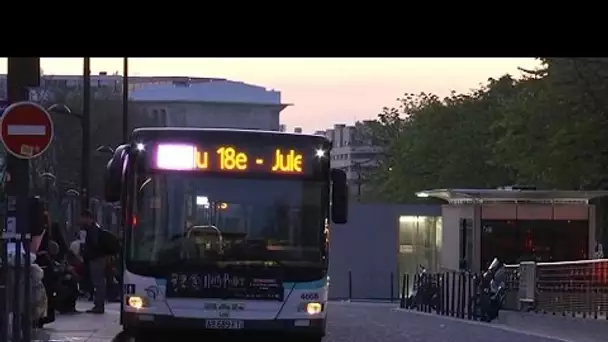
[366,58,608,202]
[29,83,142,200]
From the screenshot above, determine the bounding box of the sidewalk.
[495,311,606,342]
[394,307,605,342]
[32,301,122,342]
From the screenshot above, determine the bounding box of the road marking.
[8,124,46,135]
[393,308,576,342]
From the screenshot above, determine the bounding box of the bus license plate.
[205,319,244,330]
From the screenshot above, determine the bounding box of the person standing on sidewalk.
[80,210,119,314]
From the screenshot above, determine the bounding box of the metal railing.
[0,195,121,341]
[505,259,608,319]
[398,271,480,320]
[398,259,608,322]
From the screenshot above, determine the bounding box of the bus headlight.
[128,296,145,309]
[306,302,322,315]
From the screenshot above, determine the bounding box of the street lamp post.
[122,57,129,142]
[65,189,80,196]
[82,58,91,211]
[63,188,81,236]
[96,146,115,155]
[47,103,86,211]
[39,172,56,201]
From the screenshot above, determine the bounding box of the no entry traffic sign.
[0,101,54,159]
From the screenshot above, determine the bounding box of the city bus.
[103,128,348,341]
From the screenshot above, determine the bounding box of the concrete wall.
[328,203,441,300]
[441,205,462,271]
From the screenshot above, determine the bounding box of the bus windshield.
[129,173,327,267]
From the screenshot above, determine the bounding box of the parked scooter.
[472,257,506,322]
[406,265,440,311]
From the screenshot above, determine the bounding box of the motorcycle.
[472,257,506,322]
[405,265,440,311]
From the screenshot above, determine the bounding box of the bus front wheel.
[296,334,324,342]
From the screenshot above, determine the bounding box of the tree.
[28,82,140,200]
[367,84,516,202]
[366,58,608,202]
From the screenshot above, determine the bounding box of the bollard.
[439,272,445,315]
[12,238,23,342]
[450,272,456,316]
[471,273,479,320]
[467,272,474,320]
[421,274,426,312]
[405,274,410,308]
[412,274,418,311]
[425,275,431,313]
[416,274,421,311]
[443,272,450,316]
[424,273,433,313]
[390,272,394,303]
[459,272,466,319]
[23,237,32,342]
[0,237,8,342]
[454,272,462,317]
[400,273,406,308]
[348,270,352,301]
[435,273,441,314]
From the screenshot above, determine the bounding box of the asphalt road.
[36,301,594,342]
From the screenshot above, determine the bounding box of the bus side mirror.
[104,144,130,203]
[331,168,348,224]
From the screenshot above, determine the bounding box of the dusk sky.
[0,58,541,133]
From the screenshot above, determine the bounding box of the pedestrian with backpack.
[79,209,119,314]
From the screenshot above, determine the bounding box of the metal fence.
[0,196,120,342]
[504,259,608,319]
[397,259,608,322]
[398,271,479,320]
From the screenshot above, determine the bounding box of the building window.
[398,216,442,284]
[148,107,169,126]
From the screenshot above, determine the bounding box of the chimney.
[294,127,302,134]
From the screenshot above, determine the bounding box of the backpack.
[99,228,120,255]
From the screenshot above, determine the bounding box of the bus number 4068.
[300,293,319,300]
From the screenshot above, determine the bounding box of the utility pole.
[82,58,91,210]
[1,57,40,342]
[122,57,129,142]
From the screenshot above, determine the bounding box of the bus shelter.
[416,188,608,272]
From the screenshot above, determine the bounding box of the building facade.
[0,72,227,102]
[417,188,608,272]
[314,121,382,198]
[0,72,290,131]
[130,79,289,131]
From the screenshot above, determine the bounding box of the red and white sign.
[0,101,54,159]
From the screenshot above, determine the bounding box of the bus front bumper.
[122,311,326,335]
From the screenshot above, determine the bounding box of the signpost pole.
[0,100,10,342]
[3,58,40,342]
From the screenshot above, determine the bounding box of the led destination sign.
[154,143,322,175]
